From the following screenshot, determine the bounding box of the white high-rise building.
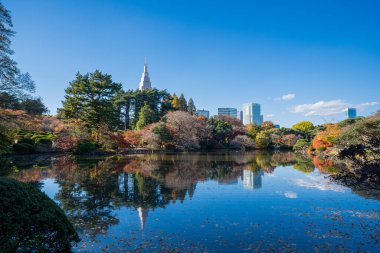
[138,63,152,91]
[242,103,262,125]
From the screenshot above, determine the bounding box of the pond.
[1,152,379,252]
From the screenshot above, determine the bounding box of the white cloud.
[356,101,379,110]
[294,175,346,192]
[266,114,274,118]
[292,100,348,116]
[292,100,380,116]
[281,93,295,101]
[284,191,298,198]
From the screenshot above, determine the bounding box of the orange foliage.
[312,156,334,174]
[109,132,129,149]
[123,130,142,148]
[261,121,274,130]
[312,124,341,149]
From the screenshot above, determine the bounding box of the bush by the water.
[12,143,37,154]
[0,178,79,252]
[75,141,98,154]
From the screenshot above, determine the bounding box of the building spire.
[139,59,152,91]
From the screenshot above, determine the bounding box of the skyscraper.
[218,108,238,118]
[138,63,152,91]
[237,110,243,121]
[196,109,210,118]
[347,107,357,119]
[242,103,262,125]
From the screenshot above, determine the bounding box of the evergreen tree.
[0,3,35,96]
[19,97,48,115]
[178,93,187,111]
[136,103,156,130]
[159,90,173,117]
[187,98,196,115]
[59,70,122,130]
[171,93,180,110]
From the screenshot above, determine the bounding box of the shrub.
[36,138,52,145]
[255,131,271,149]
[75,141,98,154]
[18,138,35,145]
[13,143,37,154]
[0,178,79,252]
[230,135,256,150]
[293,139,310,151]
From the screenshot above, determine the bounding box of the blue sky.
[5,0,380,127]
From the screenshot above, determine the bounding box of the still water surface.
[4,152,380,252]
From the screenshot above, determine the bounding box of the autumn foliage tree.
[261,121,275,130]
[312,124,341,150]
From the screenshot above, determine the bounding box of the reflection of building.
[242,103,262,125]
[218,108,237,118]
[242,170,263,190]
[197,109,210,118]
[118,173,134,194]
[347,107,357,119]
[218,178,238,185]
[138,207,148,230]
[138,63,152,91]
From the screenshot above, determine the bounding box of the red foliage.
[215,115,242,127]
[312,156,334,174]
[261,121,274,130]
[123,130,142,148]
[109,132,129,149]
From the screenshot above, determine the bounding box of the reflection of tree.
[293,155,315,173]
[54,158,121,238]
[9,151,353,237]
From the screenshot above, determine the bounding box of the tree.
[209,117,234,146]
[0,3,35,96]
[171,93,180,110]
[293,139,310,152]
[59,70,122,130]
[246,123,262,139]
[159,91,174,117]
[152,123,173,146]
[136,103,156,130]
[19,97,48,115]
[123,130,142,148]
[255,131,271,148]
[178,93,187,111]
[261,121,274,130]
[312,123,341,150]
[187,98,196,115]
[338,119,380,169]
[165,111,205,150]
[292,121,314,133]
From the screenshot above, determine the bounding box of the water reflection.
[1,151,379,252]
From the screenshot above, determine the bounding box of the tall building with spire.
[138,63,152,91]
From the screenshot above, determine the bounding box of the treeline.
[57,70,196,131]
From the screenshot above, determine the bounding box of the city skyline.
[5,0,380,127]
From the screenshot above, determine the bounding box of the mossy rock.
[0,178,79,252]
